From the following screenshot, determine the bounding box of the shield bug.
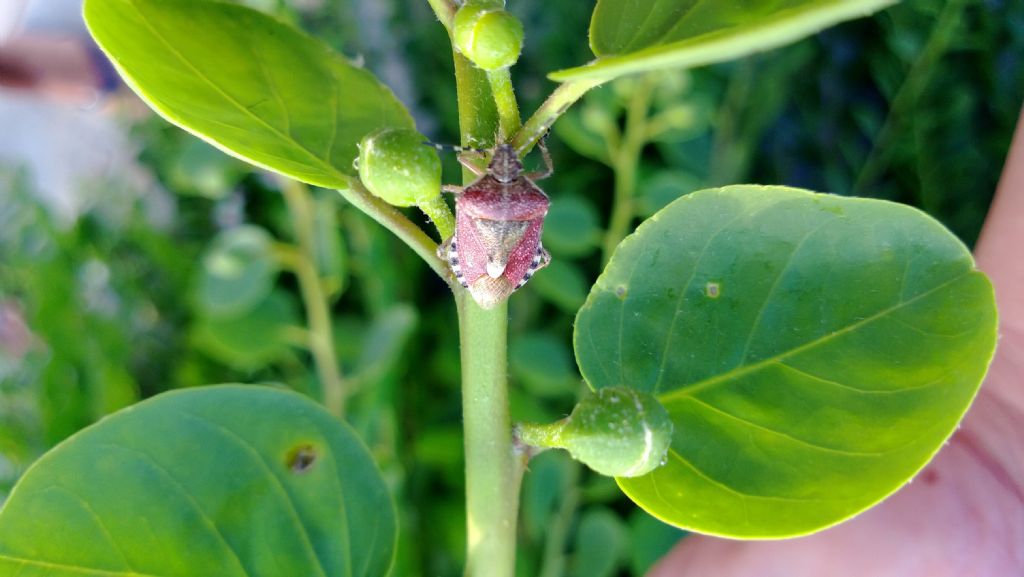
[437,142,553,309]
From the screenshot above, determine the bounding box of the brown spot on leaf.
[705,282,721,298]
[286,444,318,474]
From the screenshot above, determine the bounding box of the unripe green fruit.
[453,2,523,71]
[519,387,673,478]
[357,128,441,207]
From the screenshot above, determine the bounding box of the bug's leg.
[437,235,452,261]
[424,141,489,176]
[526,134,554,181]
[442,184,464,195]
[538,245,552,269]
[457,150,489,177]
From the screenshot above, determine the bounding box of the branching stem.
[488,69,522,139]
[512,78,604,155]
[336,181,448,279]
[450,18,524,577]
[279,178,346,416]
[419,196,457,240]
[602,75,656,264]
[426,0,457,33]
[458,296,526,577]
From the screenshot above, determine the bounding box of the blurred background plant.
[0,0,1021,575]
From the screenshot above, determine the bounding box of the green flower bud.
[519,387,673,478]
[453,2,524,71]
[357,128,441,207]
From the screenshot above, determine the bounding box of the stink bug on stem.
[437,142,553,309]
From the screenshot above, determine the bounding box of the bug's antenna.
[424,141,491,177]
[423,141,488,155]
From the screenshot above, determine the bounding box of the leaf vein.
[778,363,949,396]
[617,240,648,386]
[667,450,832,503]
[736,215,838,364]
[125,1,345,182]
[175,411,331,577]
[887,314,978,339]
[94,443,251,577]
[325,74,340,164]
[0,554,165,577]
[246,37,292,136]
[52,487,136,572]
[657,272,970,403]
[685,397,883,457]
[653,203,775,393]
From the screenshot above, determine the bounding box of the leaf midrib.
[656,271,973,403]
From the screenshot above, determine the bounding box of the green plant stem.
[426,0,457,33]
[458,297,526,577]
[280,178,346,416]
[451,27,524,577]
[454,54,500,152]
[337,181,448,279]
[418,196,457,240]
[852,0,967,196]
[488,69,521,139]
[512,78,604,155]
[515,420,566,449]
[602,77,655,264]
[604,151,639,264]
[537,464,581,577]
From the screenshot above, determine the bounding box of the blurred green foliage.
[1,0,1021,575]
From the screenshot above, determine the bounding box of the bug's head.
[488,144,522,183]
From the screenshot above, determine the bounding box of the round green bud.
[559,387,673,478]
[357,128,441,207]
[453,2,524,71]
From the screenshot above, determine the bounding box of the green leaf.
[529,259,589,314]
[197,225,279,318]
[573,186,997,538]
[520,451,575,541]
[636,170,701,218]
[348,305,419,392]
[0,385,396,576]
[627,510,686,576]
[84,0,414,189]
[543,195,603,257]
[568,508,627,577]
[193,290,300,369]
[168,138,249,200]
[510,331,579,398]
[550,0,899,82]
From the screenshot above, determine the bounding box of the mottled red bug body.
[438,143,552,309]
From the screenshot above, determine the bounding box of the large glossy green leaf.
[574,186,997,538]
[550,0,898,82]
[84,0,414,188]
[0,385,396,576]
